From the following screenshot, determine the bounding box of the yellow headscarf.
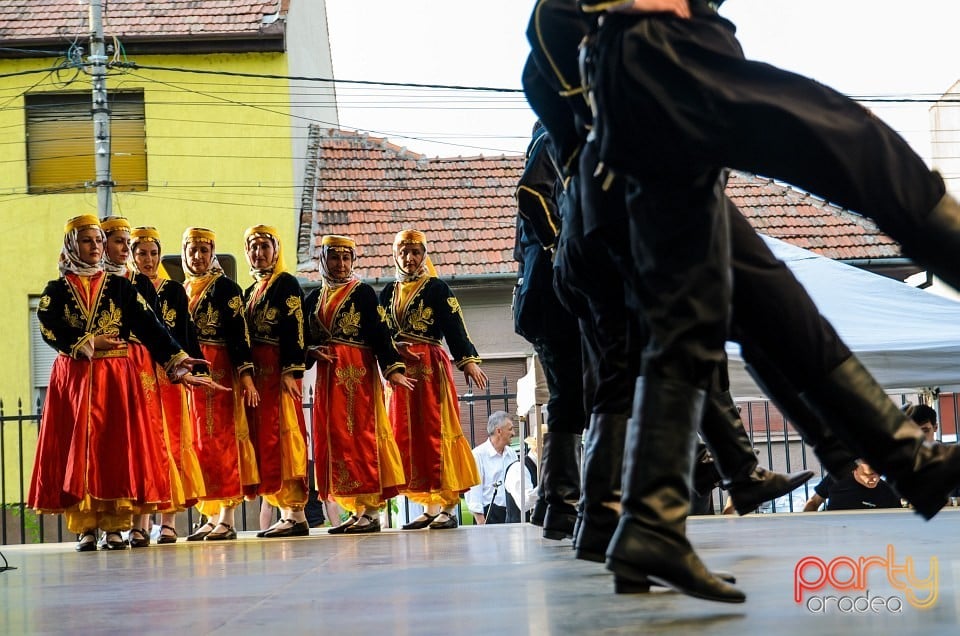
[244,224,286,287]
[392,229,437,281]
[181,227,223,280]
[320,234,357,289]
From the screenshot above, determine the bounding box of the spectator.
[803,463,902,511]
[905,404,938,444]
[465,412,518,525]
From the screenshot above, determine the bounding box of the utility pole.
[88,0,113,219]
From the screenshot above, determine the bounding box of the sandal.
[186,522,215,542]
[327,514,359,535]
[75,529,98,553]
[129,527,150,548]
[99,531,128,551]
[156,524,178,545]
[204,522,237,541]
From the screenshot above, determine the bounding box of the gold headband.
[244,224,280,245]
[183,227,215,244]
[131,226,161,243]
[64,214,101,235]
[321,234,356,251]
[100,216,132,235]
[393,229,427,249]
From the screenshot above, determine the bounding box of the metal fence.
[0,387,940,545]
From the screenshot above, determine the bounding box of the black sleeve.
[431,280,481,369]
[357,283,404,377]
[276,274,307,378]
[36,280,91,358]
[217,278,254,374]
[814,474,835,499]
[161,281,208,376]
[516,128,563,251]
[115,276,186,369]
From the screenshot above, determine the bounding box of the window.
[25,90,147,194]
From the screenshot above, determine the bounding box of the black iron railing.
[0,387,945,544]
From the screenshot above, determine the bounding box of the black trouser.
[533,334,587,436]
[483,503,507,525]
[594,12,943,275]
[554,175,639,415]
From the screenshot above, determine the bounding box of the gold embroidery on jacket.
[407,300,433,333]
[63,305,83,330]
[286,295,304,348]
[194,303,220,338]
[94,300,122,335]
[227,296,242,318]
[38,295,51,310]
[159,300,177,329]
[252,306,278,337]
[336,303,361,338]
[377,304,392,327]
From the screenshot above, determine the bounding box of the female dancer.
[131,226,207,544]
[242,225,309,538]
[305,235,414,534]
[183,227,260,541]
[101,215,171,548]
[380,230,487,530]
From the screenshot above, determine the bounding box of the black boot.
[700,390,814,515]
[801,356,960,520]
[745,356,858,477]
[913,191,960,293]
[575,412,627,563]
[691,441,721,497]
[540,431,582,540]
[606,377,745,603]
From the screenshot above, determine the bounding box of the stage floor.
[2,509,957,635]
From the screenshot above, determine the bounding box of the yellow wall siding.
[0,52,300,400]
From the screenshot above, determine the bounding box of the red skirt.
[189,343,259,502]
[312,343,405,502]
[388,342,479,498]
[29,348,170,512]
[248,344,308,501]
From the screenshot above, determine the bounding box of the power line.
[109,61,523,94]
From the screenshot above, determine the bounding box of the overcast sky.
[324,1,960,161]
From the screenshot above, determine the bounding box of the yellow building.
[0,0,336,503]
[0,0,337,403]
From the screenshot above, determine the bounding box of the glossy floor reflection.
[2,509,958,635]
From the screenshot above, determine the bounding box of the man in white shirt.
[465,412,517,524]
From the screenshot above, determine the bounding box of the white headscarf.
[58,215,104,277]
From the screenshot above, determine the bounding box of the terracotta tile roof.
[727,172,902,260]
[299,128,522,281]
[0,1,277,43]
[298,128,903,281]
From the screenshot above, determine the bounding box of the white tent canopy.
[726,236,960,398]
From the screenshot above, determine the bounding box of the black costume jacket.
[188,273,254,375]
[38,272,185,369]
[379,277,481,370]
[244,272,306,378]
[304,280,405,377]
[134,272,207,374]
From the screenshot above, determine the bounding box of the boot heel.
[614,576,652,594]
